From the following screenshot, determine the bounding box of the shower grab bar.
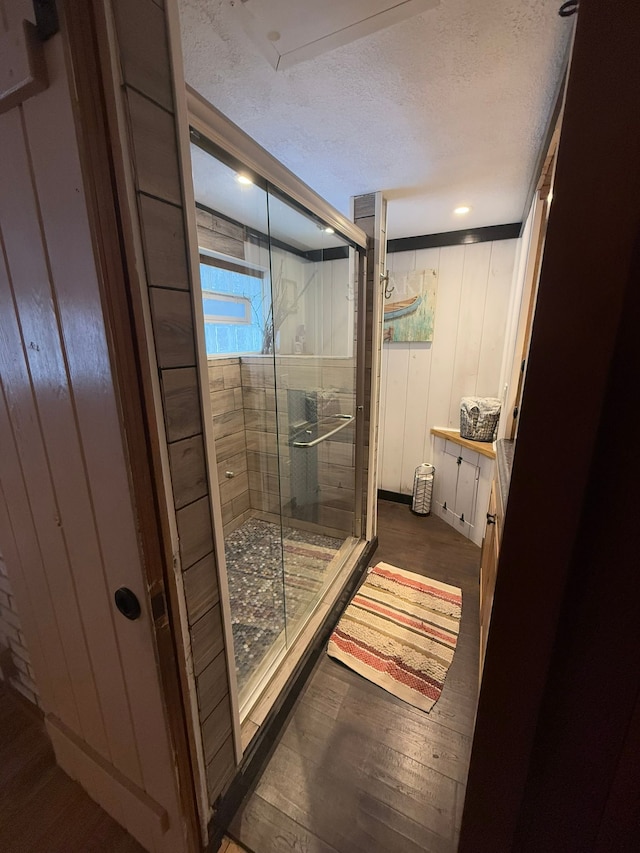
[292,414,354,448]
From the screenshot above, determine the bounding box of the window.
[200,257,268,355]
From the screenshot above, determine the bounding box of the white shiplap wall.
[378,239,518,495]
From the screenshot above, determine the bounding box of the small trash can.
[412,463,435,515]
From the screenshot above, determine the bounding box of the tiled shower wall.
[208,358,251,536]
[209,355,356,538]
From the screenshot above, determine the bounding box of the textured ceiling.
[179,0,572,238]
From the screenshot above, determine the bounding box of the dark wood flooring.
[0,687,143,853]
[229,500,481,853]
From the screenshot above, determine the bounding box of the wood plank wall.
[109,0,235,810]
[0,20,189,850]
[378,240,517,495]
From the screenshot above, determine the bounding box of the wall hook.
[381,271,394,299]
[559,1,578,17]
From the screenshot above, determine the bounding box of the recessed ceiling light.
[454,205,471,215]
[236,173,253,186]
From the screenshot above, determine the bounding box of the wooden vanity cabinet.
[479,479,501,679]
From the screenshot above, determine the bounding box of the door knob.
[114,587,141,620]
[486,513,497,525]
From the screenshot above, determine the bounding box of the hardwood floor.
[229,500,481,853]
[0,687,143,853]
[0,502,479,853]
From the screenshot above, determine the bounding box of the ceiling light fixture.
[324,226,335,234]
[236,173,253,185]
[454,205,471,215]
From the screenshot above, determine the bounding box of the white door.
[0,24,190,853]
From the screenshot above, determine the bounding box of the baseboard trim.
[206,535,378,851]
[46,713,169,851]
[378,489,413,505]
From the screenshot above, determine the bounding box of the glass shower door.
[266,187,359,642]
[189,137,288,707]
[190,130,364,718]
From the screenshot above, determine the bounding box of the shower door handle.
[292,415,354,447]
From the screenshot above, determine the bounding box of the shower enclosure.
[189,127,366,719]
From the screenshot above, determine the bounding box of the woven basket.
[460,397,501,442]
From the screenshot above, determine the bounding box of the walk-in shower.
[189,129,366,718]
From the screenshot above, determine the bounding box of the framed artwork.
[383,268,438,343]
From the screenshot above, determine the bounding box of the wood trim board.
[430,428,496,459]
[387,223,521,254]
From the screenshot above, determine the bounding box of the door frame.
[460,0,640,847]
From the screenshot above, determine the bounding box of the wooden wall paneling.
[126,88,182,206]
[149,287,197,368]
[176,497,215,570]
[20,35,192,803]
[422,245,466,449]
[379,342,410,494]
[476,240,517,397]
[103,7,214,831]
[0,302,81,732]
[169,435,209,509]
[184,552,220,627]
[379,240,515,498]
[165,0,242,789]
[205,738,235,803]
[398,246,439,492]
[112,0,174,112]
[201,693,233,764]
[65,0,207,845]
[19,31,197,843]
[0,105,123,770]
[197,651,228,723]
[377,340,390,483]
[161,367,202,441]
[191,605,224,680]
[447,242,493,427]
[139,195,191,290]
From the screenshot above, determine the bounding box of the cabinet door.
[433,443,460,522]
[455,448,480,538]
[480,482,499,679]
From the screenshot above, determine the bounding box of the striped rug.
[327,562,462,713]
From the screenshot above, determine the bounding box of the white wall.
[378,238,518,495]
[245,240,354,356]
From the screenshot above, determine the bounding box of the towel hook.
[381,271,394,299]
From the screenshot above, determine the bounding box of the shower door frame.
[181,85,373,752]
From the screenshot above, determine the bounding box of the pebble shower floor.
[224,518,342,690]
